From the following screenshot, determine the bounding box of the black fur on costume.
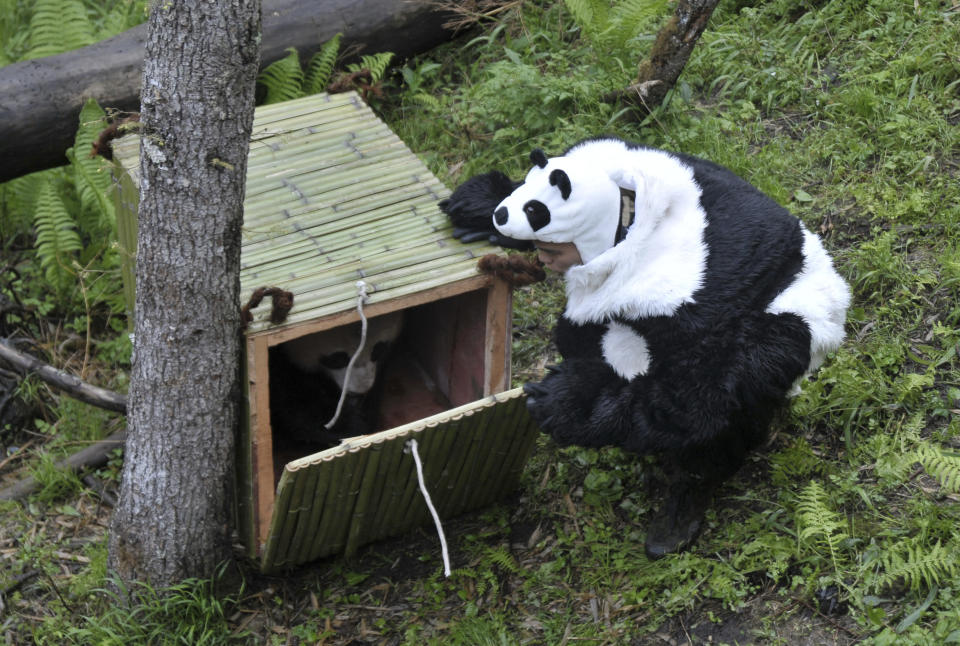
[446,137,850,556]
[439,170,532,249]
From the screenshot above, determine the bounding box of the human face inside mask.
[534,241,583,273]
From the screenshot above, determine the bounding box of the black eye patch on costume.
[320,352,350,370]
[523,200,551,231]
[549,169,571,200]
[494,206,508,226]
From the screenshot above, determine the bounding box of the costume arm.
[525,312,813,453]
[439,171,532,250]
[523,358,728,453]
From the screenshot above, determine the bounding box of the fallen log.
[0,338,128,502]
[0,429,126,502]
[0,0,456,183]
[0,338,127,413]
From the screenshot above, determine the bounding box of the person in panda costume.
[442,136,850,558]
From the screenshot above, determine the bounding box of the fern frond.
[914,442,960,493]
[872,538,960,592]
[795,481,849,571]
[348,52,395,82]
[605,0,669,48]
[565,0,667,51]
[258,48,305,105]
[94,0,148,39]
[484,545,521,574]
[303,33,342,95]
[0,0,31,65]
[33,181,82,289]
[26,0,95,59]
[412,93,443,111]
[68,99,116,237]
[0,173,46,237]
[564,0,609,40]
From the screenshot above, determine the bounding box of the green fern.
[913,442,960,493]
[258,48,305,105]
[564,0,610,41]
[0,0,31,65]
[565,0,668,52]
[606,0,669,48]
[795,481,850,573]
[67,99,116,238]
[483,545,522,575]
[347,52,395,83]
[93,0,148,40]
[26,0,96,60]
[303,33,342,95]
[0,174,45,238]
[258,37,393,104]
[33,181,82,290]
[872,538,960,592]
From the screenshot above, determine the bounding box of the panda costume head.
[493,149,622,265]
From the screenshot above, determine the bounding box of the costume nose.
[494,206,508,226]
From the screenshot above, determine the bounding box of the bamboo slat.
[262,388,537,572]
[343,443,384,558]
[260,468,297,568]
[324,447,371,555]
[304,453,350,565]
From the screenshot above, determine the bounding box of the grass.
[2,0,960,643]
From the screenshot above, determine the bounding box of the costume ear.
[549,169,571,200]
[530,149,548,169]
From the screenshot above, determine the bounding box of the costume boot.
[644,474,715,559]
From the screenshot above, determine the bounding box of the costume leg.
[644,421,766,559]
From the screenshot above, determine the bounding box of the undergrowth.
[1,0,959,643]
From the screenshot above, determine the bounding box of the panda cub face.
[492,149,621,264]
[281,311,404,394]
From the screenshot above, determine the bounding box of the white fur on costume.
[559,141,709,324]
[602,321,651,380]
[767,227,851,378]
[492,136,849,397]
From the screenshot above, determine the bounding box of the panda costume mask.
[458,136,850,559]
[493,148,621,265]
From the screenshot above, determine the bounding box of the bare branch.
[0,338,127,413]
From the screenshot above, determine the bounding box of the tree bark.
[610,0,721,117]
[0,0,455,183]
[107,0,260,586]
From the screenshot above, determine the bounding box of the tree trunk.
[611,0,721,116]
[107,0,260,586]
[0,0,455,183]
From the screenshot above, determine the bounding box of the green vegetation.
[1,0,959,643]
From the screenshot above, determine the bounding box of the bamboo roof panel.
[111,91,500,336]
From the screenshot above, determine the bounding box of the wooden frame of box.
[111,92,539,572]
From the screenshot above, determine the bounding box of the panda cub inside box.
[267,293,490,472]
[268,311,406,459]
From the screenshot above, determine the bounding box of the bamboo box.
[110,92,540,572]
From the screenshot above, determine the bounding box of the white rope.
[407,438,451,577]
[324,280,369,430]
